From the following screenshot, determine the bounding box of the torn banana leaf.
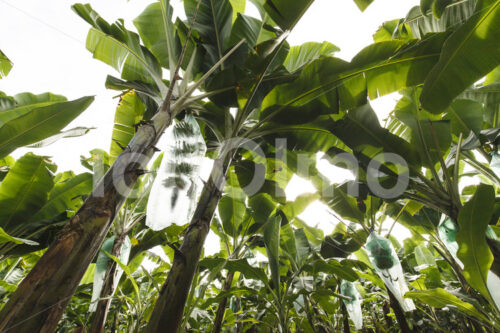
[366,231,416,312]
[341,280,363,330]
[146,114,206,230]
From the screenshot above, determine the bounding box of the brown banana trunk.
[0,111,171,332]
[89,234,126,333]
[211,271,235,333]
[387,288,412,333]
[382,301,393,328]
[341,301,350,333]
[145,154,233,333]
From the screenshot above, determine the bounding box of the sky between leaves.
[0,0,416,252]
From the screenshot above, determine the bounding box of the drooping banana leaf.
[72,3,167,97]
[25,127,94,148]
[0,154,56,232]
[0,95,94,158]
[366,231,416,311]
[90,236,131,312]
[405,288,491,324]
[146,114,206,230]
[340,280,363,330]
[0,154,92,256]
[420,0,500,112]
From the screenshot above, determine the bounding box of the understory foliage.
[1,0,500,332]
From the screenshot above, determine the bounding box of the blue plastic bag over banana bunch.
[365,231,416,311]
[146,114,206,230]
[438,218,500,310]
[340,280,363,330]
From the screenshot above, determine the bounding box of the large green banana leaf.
[72,3,167,97]
[0,93,87,151]
[0,154,92,256]
[218,195,246,237]
[444,99,484,136]
[185,0,233,68]
[420,0,500,112]
[393,88,451,168]
[109,92,146,163]
[133,1,177,71]
[265,102,418,168]
[331,103,421,165]
[263,214,281,298]
[280,226,311,268]
[28,171,92,223]
[0,50,12,79]
[256,115,349,154]
[0,154,54,231]
[0,96,94,158]
[456,184,495,299]
[226,13,276,52]
[405,288,490,323]
[260,34,448,125]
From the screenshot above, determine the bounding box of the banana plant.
[0,1,246,330]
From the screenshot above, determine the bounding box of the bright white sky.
[0,0,416,251]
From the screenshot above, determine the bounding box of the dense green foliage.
[1,0,500,332]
